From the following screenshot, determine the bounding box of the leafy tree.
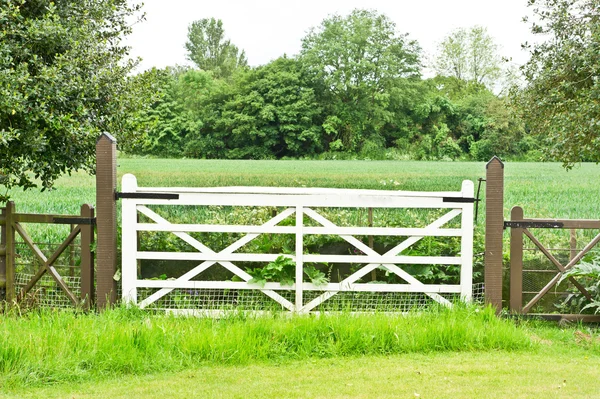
[434,26,501,89]
[0,0,157,198]
[516,0,600,165]
[300,9,421,152]
[196,57,324,159]
[185,18,248,79]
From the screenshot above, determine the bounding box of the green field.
[7,159,600,219]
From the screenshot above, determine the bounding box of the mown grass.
[6,350,600,399]
[0,305,535,390]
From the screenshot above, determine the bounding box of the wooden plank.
[80,204,95,309]
[295,206,304,312]
[121,174,138,304]
[460,180,474,301]
[134,223,463,237]
[121,194,465,209]
[14,223,47,263]
[135,279,463,293]
[5,202,15,302]
[509,207,524,313]
[96,132,117,309]
[134,251,462,265]
[0,207,5,290]
[485,156,504,312]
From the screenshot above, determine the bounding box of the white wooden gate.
[121,174,474,313]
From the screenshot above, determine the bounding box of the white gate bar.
[135,280,462,293]
[460,180,474,301]
[121,194,466,209]
[135,223,463,237]
[135,251,461,265]
[295,205,304,311]
[121,174,139,304]
[136,185,470,198]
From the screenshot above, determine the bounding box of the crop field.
[6,158,600,218]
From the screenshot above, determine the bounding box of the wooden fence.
[0,202,95,309]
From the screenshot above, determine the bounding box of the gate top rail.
[122,174,475,209]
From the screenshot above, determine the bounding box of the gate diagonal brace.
[135,206,296,311]
[522,229,600,313]
[14,222,80,306]
[300,208,462,312]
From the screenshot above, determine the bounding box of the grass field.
[7,159,600,219]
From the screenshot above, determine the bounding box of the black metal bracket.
[442,197,478,203]
[53,217,96,225]
[504,221,564,229]
[115,192,180,200]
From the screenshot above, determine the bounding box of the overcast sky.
[124,0,535,73]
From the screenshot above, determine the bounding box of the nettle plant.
[246,256,328,287]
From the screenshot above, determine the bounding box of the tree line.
[130,10,539,161]
[1,0,598,195]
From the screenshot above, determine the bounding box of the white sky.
[125,0,535,73]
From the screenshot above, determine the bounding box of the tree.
[516,0,600,165]
[0,0,158,198]
[434,26,501,89]
[185,18,248,79]
[300,9,421,152]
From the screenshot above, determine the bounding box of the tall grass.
[0,305,531,388]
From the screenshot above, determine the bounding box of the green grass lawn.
[4,350,600,398]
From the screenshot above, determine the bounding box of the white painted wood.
[135,251,461,265]
[134,223,463,237]
[135,279,462,293]
[119,175,475,312]
[295,206,304,312]
[460,180,474,301]
[119,194,464,209]
[136,185,467,198]
[121,174,139,304]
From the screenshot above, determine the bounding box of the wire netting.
[517,229,600,314]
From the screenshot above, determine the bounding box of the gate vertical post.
[509,206,523,313]
[295,205,304,312]
[485,156,504,312]
[0,206,6,297]
[96,133,117,309]
[80,204,95,310]
[460,180,475,301]
[121,174,138,305]
[5,201,15,302]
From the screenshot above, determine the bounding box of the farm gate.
[119,173,476,313]
[484,158,600,321]
[0,202,95,309]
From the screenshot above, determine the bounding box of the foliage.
[300,9,421,152]
[0,0,158,198]
[247,256,329,287]
[559,257,600,314]
[434,26,502,89]
[185,18,247,79]
[516,0,600,165]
